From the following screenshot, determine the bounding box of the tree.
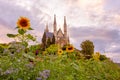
[46,37,51,48]
[51,35,55,44]
[42,32,46,49]
[42,33,55,49]
[80,40,94,56]
[45,44,58,55]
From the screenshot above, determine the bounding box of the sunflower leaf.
[7,34,17,38]
[22,41,28,47]
[18,29,26,35]
[15,26,19,29]
[23,53,35,60]
[27,34,36,41]
[28,27,33,30]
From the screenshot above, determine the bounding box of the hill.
[116,63,120,67]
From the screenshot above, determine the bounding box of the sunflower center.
[20,19,28,27]
[68,47,73,50]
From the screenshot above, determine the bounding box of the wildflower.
[36,77,42,80]
[16,49,20,53]
[4,70,12,75]
[17,16,30,30]
[25,63,34,69]
[17,78,22,80]
[35,50,39,55]
[57,49,63,55]
[17,59,21,62]
[39,70,50,79]
[92,52,100,61]
[3,49,10,54]
[66,45,74,53]
[36,57,43,62]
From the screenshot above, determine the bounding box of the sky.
[0,0,120,63]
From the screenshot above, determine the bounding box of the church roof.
[57,28,64,36]
[45,32,54,38]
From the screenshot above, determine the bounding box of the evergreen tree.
[51,35,55,44]
[80,40,94,56]
[47,37,51,48]
[42,32,46,49]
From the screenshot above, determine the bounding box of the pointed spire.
[64,16,66,25]
[53,14,57,37]
[45,23,49,32]
[64,16,67,38]
[54,14,57,25]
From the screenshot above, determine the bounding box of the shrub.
[44,44,59,55]
[80,40,94,56]
[99,54,108,61]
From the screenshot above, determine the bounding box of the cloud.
[69,27,120,53]
[0,0,46,43]
[0,23,15,43]
[105,53,120,63]
[63,0,105,26]
[105,0,120,11]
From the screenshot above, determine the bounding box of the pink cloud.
[104,53,120,63]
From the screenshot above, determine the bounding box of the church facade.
[42,15,69,47]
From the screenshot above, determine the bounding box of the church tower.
[45,23,49,32]
[53,14,57,41]
[64,16,67,38]
[42,15,69,48]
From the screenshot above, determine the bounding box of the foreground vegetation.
[0,16,120,80]
[0,49,120,80]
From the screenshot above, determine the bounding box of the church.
[42,15,69,47]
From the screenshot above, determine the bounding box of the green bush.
[99,54,108,61]
[44,44,58,55]
[80,40,94,56]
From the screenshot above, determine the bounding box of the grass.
[0,53,120,80]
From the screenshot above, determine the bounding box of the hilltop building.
[42,15,69,47]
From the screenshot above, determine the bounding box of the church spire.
[53,14,57,38]
[54,14,57,25]
[64,16,67,38]
[45,23,49,32]
[64,16,67,25]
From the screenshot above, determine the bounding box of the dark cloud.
[69,27,120,53]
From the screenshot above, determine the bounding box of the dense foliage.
[0,51,120,80]
[81,40,94,56]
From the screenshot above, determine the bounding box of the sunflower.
[57,49,63,55]
[92,52,100,61]
[17,16,30,30]
[66,45,74,53]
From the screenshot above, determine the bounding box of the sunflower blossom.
[66,45,74,53]
[58,49,63,55]
[17,16,30,30]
